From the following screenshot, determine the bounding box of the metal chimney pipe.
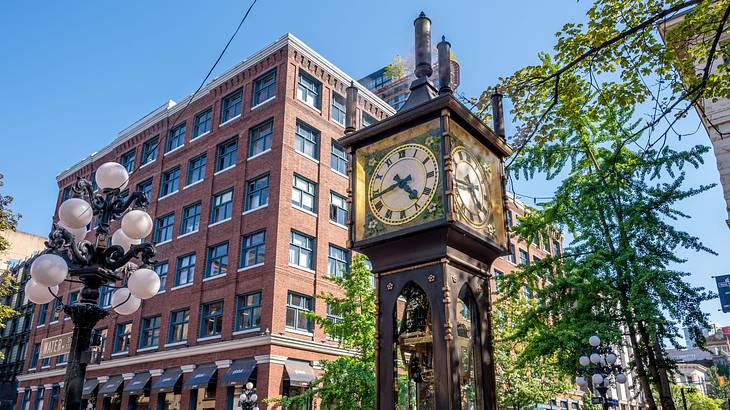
[490,90,506,140]
[345,81,358,134]
[437,35,452,95]
[414,12,433,79]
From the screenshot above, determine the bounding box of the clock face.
[367,143,439,225]
[452,146,490,228]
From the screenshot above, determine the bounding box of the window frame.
[168,308,190,343]
[285,292,313,333]
[292,174,317,213]
[245,173,269,211]
[327,244,350,278]
[113,322,132,353]
[329,191,348,226]
[294,121,320,160]
[154,262,168,293]
[205,242,229,278]
[192,108,213,139]
[240,230,266,268]
[120,149,136,173]
[174,253,196,287]
[141,136,159,165]
[252,69,277,106]
[160,167,180,197]
[153,213,175,244]
[199,300,224,338]
[165,122,186,153]
[210,188,234,223]
[248,119,273,158]
[139,315,161,349]
[235,291,262,331]
[330,141,347,175]
[331,92,346,125]
[296,70,321,109]
[180,202,202,235]
[215,137,238,172]
[220,88,243,124]
[289,230,314,270]
[186,153,207,186]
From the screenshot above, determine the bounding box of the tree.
[708,367,730,408]
[384,55,409,81]
[270,255,377,409]
[493,285,573,410]
[0,173,21,359]
[670,385,724,410]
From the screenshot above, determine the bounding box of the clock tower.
[341,13,512,409]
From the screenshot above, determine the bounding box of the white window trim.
[41,365,50,369]
[296,97,322,114]
[208,218,232,228]
[242,204,267,216]
[171,282,193,291]
[36,324,44,329]
[294,149,320,164]
[214,164,236,176]
[183,179,204,190]
[158,190,179,201]
[157,290,166,295]
[164,341,187,348]
[219,114,241,128]
[328,220,348,231]
[197,334,222,342]
[331,168,348,179]
[191,130,211,141]
[288,263,315,274]
[293,205,317,218]
[111,351,129,357]
[154,239,173,247]
[49,321,59,325]
[163,144,185,157]
[64,317,70,321]
[237,262,264,272]
[202,273,227,282]
[286,328,314,337]
[247,148,271,161]
[139,159,156,169]
[232,327,260,336]
[177,230,199,239]
[251,96,275,111]
[137,346,159,353]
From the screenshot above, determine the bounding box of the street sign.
[716,275,730,313]
[591,397,604,404]
[40,332,73,359]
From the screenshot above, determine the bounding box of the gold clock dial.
[452,146,490,228]
[368,143,439,225]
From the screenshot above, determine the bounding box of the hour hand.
[371,174,402,199]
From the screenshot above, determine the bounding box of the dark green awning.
[123,372,151,395]
[98,376,123,397]
[151,368,182,393]
[221,359,256,386]
[183,364,217,390]
[82,379,98,398]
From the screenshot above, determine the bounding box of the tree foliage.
[0,173,21,359]
[670,385,724,410]
[385,55,409,81]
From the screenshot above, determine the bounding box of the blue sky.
[1,1,727,325]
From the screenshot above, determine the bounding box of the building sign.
[40,332,73,359]
[716,274,730,313]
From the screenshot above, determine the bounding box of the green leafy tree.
[270,255,376,409]
[384,55,409,81]
[708,367,730,408]
[670,385,724,410]
[0,173,21,359]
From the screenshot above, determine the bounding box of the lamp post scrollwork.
[576,336,627,410]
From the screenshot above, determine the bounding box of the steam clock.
[340,13,512,410]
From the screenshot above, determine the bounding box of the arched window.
[457,285,483,409]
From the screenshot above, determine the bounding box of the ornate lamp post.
[575,336,628,410]
[26,162,160,410]
[236,382,259,410]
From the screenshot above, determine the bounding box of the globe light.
[25,279,59,305]
[111,229,140,253]
[95,162,129,191]
[606,353,618,365]
[249,393,258,402]
[592,373,604,386]
[579,356,590,367]
[111,288,141,315]
[576,376,587,387]
[253,407,259,410]
[127,268,160,300]
[590,353,601,364]
[60,223,88,243]
[121,210,153,240]
[30,253,69,287]
[246,382,254,390]
[616,373,627,384]
[589,335,601,347]
[59,198,93,229]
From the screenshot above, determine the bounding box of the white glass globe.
[576,376,587,387]
[616,373,627,384]
[245,382,254,390]
[60,223,88,242]
[59,198,93,229]
[249,393,257,402]
[592,373,604,385]
[25,279,59,305]
[127,268,160,300]
[579,356,590,367]
[121,210,153,240]
[96,162,129,191]
[111,288,141,315]
[589,335,601,347]
[111,229,140,253]
[252,407,259,410]
[30,254,68,287]
[606,353,617,365]
[590,353,601,364]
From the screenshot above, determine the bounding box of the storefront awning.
[221,359,256,386]
[152,368,182,393]
[285,360,316,387]
[98,376,124,397]
[183,364,217,390]
[82,379,98,398]
[123,372,151,395]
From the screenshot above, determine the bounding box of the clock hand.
[371,174,402,199]
[395,174,419,199]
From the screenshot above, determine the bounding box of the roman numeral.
[426,171,435,178]
[398,150,406,159]
[422,157,430,164]
[423,187,432,195]
[374,200,384,211]
[385,209,393,219]
[458,151,465,160]
[385,158,393,167]
[399,210,407,219]
[413,202,421,210]
[375,174,383,180]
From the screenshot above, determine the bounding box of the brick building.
[15,33,394,410]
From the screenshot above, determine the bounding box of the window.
[331,141,347,175]
[493,269,504,293]
[252,69,276,106]
[141,136,159,165]
[292,174,317,212]
[215,137,238,171]
[221,89,243,123]
[99,287,113,307]
[245,174,269,211]
[506,242,516,264]
[297,70,321,108]
[29,343,39,368]
[175,253,196,286]
[154,213,174,244]
[571,403,580,410]
[289,231,314,270]
[154,262,168,292]
[62,186,72,201]
[33,387,43,410]
[329,192,348,226]
[37,304,48,326]
[240,231,266,268]
[20,390,30,410]
[166,123,186,153]
[136,178,153,201]
[66,292,79,319]
[552,239,561,256]
[249,120,273,157]
[121,150,135,173]
[331,92,346,125]
[326,304,344,340]
[187,153,207,185]
[235,292,262,331]
[193,108,212,138]
[113,322,132,352]
[180,202,201,235]
[506,210,513,227]
[210,189,233,223]
[286,292,313,333]
[200,301,224,337]
[387,94,407,110]
[48,386,60,410]
[56,354,66,365]
[327,245,350,278]
[50,299,61,322]
[90,172,98,191]
[168,309,189,343]
[205,242,228,278]
[160,167,180,197]
[295,121,319,159]
[362,112,377,127]
[519,249,529,266]
[139,315,161,348]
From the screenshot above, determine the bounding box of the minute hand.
[371,174,403,199]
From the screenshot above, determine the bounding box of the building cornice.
[56,33,394,182]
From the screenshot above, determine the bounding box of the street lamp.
[236,382,259,410]
[27,162,159,410]
[575,335,627,410]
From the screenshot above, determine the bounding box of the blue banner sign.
[716,274,730,313]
